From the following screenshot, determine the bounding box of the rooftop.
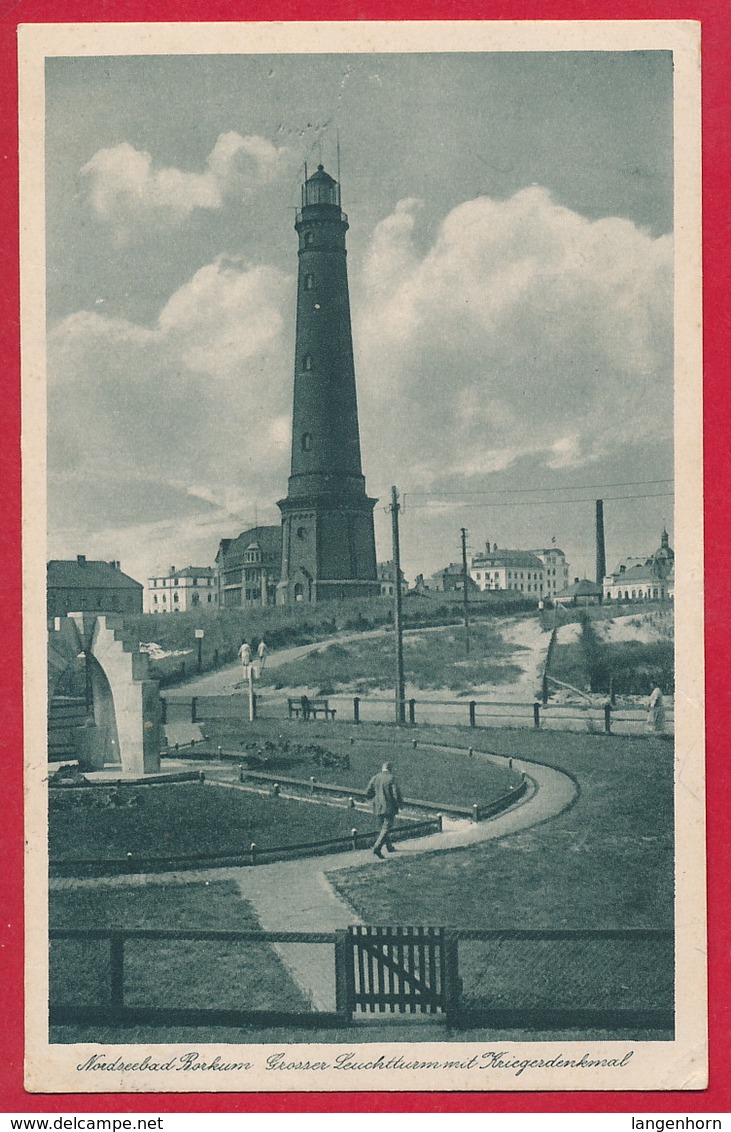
[471,549,544,570]
[556,578,603,598]
[47,558,142,590]
[216,525,282,567]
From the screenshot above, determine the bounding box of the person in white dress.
[647,685,666,733]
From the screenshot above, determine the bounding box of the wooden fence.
[50,925,673,1033]
[337,926,460,1024]
[164,692,674,737]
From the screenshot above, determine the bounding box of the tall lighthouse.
[277,164,378,604]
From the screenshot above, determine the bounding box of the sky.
[45,50,675,585]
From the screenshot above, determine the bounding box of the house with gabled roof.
[47,555,142,621]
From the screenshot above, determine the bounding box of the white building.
[145,566,217,614]
[531,547,570,598]
[469,544,546,597]
[377,560,407,597]
[603,530,674,603]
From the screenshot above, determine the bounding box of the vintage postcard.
[20,20,705,1094]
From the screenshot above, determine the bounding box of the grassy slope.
[49,880,310,1012]
[548,611,675,696]
[259,623,524,694]
[119,594,534,685]
[327,727,674,1015]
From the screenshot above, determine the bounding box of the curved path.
[51,745,576,1013]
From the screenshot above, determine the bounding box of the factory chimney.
[595,499,606,586]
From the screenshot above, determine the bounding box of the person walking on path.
[647,684,666,733]
[366,762,403,859]
[256,639,268,674]
[238,640,252,672]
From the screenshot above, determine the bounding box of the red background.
[0,0,727,1114]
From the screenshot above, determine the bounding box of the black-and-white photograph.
[22,20,705,1093]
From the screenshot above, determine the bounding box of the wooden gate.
[336,926,460,1024]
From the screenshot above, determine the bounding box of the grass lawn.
[49,782,381,862]
[198,725,523,809]
[326,725,674,1029]
[49,880,311,1014]
[258,622,524,694]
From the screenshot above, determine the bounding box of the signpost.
[247,664,255,723]
[194,628,204,674]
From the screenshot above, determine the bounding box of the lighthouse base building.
[278,495,379,604]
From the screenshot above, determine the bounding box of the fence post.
[109,935,124,1017]
[469,701,476,728]
[353,696,360,724]
[609,675,616,706]
[334,929,352,1019]
[350,827,358,851]
[191,696,197,723]
[533,701,541,729]
[408,698,416,725]
[604,703,612,734]
[443,931,461,1028]
[250,842,257,865]
[248,666,255,723]
[471,803,480,823]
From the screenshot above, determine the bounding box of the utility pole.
[595,499,606,587]
[461,527,470,656]
[389,486,406,723]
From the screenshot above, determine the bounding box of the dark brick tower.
[277,164,378,604]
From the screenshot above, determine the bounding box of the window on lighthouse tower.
[304,273,315,290]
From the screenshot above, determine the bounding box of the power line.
[404,478,673,498]
[405,491,674,509]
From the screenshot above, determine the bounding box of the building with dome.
[603,529,675,603]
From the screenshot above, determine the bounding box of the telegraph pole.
[461,527,470,656]
[390,486,406,723]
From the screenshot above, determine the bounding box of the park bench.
[287,696,336,721]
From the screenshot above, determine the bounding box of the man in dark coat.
[366,762,403,858]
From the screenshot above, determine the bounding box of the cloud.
[81,133,289,239]
[48,257,294,576]
[48,185,673,582]
[355,187,672,488]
